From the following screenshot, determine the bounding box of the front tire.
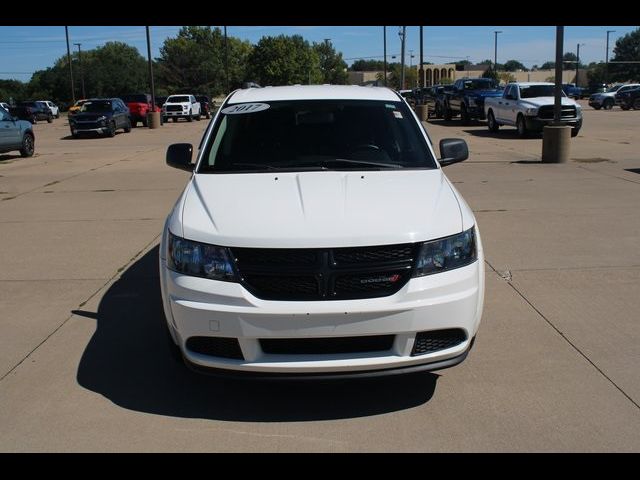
[592,105,602,110]
[603,98,614,110]
[620,104,630,111]
[633,99,640,110]
[47,115,53,123]
[106,121,116,137]
[460,104,470,125]
[141,116,148,127]
[571,128,580,137]
[443,107,452,121]
[187,111,193,122]
[19,133,35,157]
[124,119,131,133]
[516,114,528,138]
[487,110,499,132]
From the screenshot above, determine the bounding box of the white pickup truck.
[162,94,201,123]
[484,82,582,138]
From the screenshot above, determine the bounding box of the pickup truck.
[444,78,503,124]
[119,93,163,127]
[484,82,583,138]
[562,83,587,100]
[162,94,201,123]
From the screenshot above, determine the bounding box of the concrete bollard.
[415,105,428,122]
[542,125,571,163]
[147,111,161,129]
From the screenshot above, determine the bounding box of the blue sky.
[0,25,637,81]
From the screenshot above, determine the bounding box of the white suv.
[160,85,484,378]
[162,94,201,122]
[38,100,59,118]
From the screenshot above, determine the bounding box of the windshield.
[167,96,190,103]
[81,100,112,112]
[520,85,565,98]
[463,79,498,90]
[199,99,437,173]
[120,94,147,103]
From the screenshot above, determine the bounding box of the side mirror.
[439,138,468,167]
[166,143,194,172]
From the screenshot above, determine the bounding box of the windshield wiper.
[224,163,328,172]
[320,158,403,169]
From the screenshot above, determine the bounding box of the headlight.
[167,231,237,281]
[413,227,477,277]
[182,105,189,110]
[524,107,538,116]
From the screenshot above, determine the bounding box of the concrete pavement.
[0,105,638,451]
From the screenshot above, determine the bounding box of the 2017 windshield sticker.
[221,103,270,114]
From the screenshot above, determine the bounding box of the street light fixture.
[606,30,616,85]
[494,31,502,71]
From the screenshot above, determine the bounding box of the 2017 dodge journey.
[160,85,484,378]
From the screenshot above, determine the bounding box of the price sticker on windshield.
[221,103,270,114]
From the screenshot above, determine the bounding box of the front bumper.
[70,124,109,134]
[163,111,190,117]
[525,116,582,132]
[159,250,485,376]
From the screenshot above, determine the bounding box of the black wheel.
[592,105,602,110]
[187,111,193,122]
[196,113,201,121]
[106,121,116,137]
[31,116,37,124]
[633,99,640,110]
[19,133,35,157]
[206,112,211,119]
[47,115,53,123]
[603,98,614,110]
[571,128,580,137]
[434,103,442,119]
[162,116,168,123]
[487,110,499,132]
[443,107,452,121]
[172,117,177,123]
[516,114,528,138]
[124,119,131,133]
[620,105,630,111]
[141,116,148,127]
[460,104,470,125]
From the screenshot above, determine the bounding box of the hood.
[180,170,463,248]
[72,112,113,121]
[469,90,504,98]
[520,97,579,108]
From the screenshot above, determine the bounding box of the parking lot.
[0,103,639,452]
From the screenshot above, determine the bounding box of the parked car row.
[588,83,640,110]
[1,100,59,124]
[0,104,35,157]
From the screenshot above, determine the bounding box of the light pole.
[399,26,406,89]
[224,26,229,93]
[145,26,160,128]
[65,26,75,103]
[419,26,424,88]
[383,26,387,87]
[576,43,585,86]
[606,30,616,85]
[494,31,502,72]
[409,49,415,87]
[74,43,85,99]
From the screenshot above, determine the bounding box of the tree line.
[1,27,638,106]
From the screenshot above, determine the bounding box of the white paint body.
[160,85,485,375]
[162,94,201,120]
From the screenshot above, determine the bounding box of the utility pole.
[74,43,86,99]
[383,26,387,87]
[606,30,616,85]
[576,43,585,86]
[399,26,406,90]
[419,26,424,88]
[224,26,229,93]
[65,26,75,103]
[145,26,160,128]
[494,30,502,71]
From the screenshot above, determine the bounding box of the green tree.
[502,59,528,72]
[313,41,348,84]
[156,26,251,95]
[81,42,148,97]
[562,52,579,70]
[482,65,499,82]
[587,63,607,85]
[0,79,27,104]
[540,61,555,70]
[386,63,417,90]
[248,35,322,86]
[350,59,385,71]
[610,27,640,82]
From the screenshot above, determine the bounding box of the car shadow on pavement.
[76,246,438,422]
[60,132,126,140]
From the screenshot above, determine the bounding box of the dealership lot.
[0,103,639,452]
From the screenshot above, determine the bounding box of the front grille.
[231,243,418,301]
[166,105,183,112]
[186,336,244,360]
[260,335,395,355]
[537,105,577,120]
[411,329,467,356]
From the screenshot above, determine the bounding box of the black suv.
[195,95,212,119]
[9,101,53,124]
[68,98,131,138]
[615,87,640,110]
